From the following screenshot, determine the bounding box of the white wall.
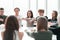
[47,0,58,19]
[0,0,59,18]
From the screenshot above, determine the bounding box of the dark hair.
[14,7,20,11]
[53,11,58,18]
[27,10,33,18]
[38,9,44,13]
[0,8,4,10]
[3,16,19,40]
[37,17,48,31]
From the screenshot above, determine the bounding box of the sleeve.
[26,32,35,38]
[0,24,5,32]
[45,16,48,19]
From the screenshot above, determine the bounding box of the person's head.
[3,16,19,40]
[38,9,44,16]
[5,16,19,31]
[0,8,4,16]
[37,17,48,31]
[27,10,33,18]
[14,7,20,16]
[52,11,58,19]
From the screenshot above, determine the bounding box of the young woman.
[48,11,58,23]
[1,16,23,40]
[48,11,58,27]
[52,11,58,22]
[23,10,34,27]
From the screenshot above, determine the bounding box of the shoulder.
[2,15,7,18]
[32,31,53,35]
[47,31,53,34]
[36,16,40,20]
[32,32,38,36]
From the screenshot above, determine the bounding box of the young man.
[14,7,22,27]
[0,8,7,24]
[36,9,48,20]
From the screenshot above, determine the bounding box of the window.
[0,0,29,17]
[38,0,46,16]
[29,0,37,17]
[47,0,58,19]
[0,0,13,16]
[13,0,29,17]
[0,0,58,18]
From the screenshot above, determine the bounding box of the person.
[48,11,58,28]
[49,15,60,40]
[22,10,34,27]
[14,7,22,27]
[33,9,48,27]
[1,16,23,40]
[53,16,60,40]
[48,11,58,23]
[0,8,7,24]
[27,17,52,40]
[36,9,48,20]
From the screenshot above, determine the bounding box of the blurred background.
[0,0,59,19]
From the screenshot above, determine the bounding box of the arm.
[22,18,30,21]
[30,18,36,22]
[1,32,4,40]
[18,32,24,40]
[1,25,5,40]
[26,32,34,38]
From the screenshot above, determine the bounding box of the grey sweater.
[27,31,52,40]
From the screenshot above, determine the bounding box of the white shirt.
[16,15,22,27]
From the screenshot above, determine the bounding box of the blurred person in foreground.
[1,16,23,40]
[27,17,52,40]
